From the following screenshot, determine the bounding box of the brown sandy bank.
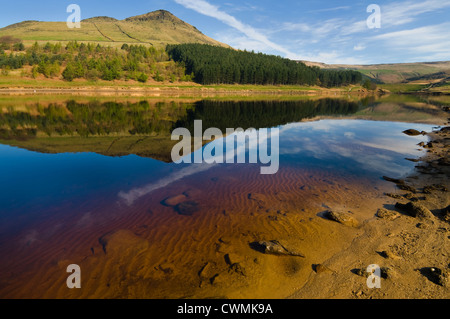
[290,124,450,299]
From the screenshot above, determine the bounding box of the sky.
[0,0,449,64]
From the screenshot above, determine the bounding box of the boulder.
[376,208,401,221]
[395,202,434,220]
[250,240,305,257]
[174,201,199,216]
[325,210,360,227]
[162,194,188,207]
[403,129,422,136]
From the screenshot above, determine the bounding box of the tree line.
[1,38,364,87]
[0,40,192,82]
[167,44,363,87]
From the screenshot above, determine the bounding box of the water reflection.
[0,95,442,299]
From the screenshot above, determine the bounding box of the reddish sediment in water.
[0,163,393,299]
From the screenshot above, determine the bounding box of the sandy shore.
[290,122,450,299]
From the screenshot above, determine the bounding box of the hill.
[302,60,450,84]
[0,10,228,48]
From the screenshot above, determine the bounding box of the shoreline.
[0,85,448,97]
[0,86,368,96]
[291,117,450,299]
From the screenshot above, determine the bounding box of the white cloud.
[382,0,450,27]
[372,22,450,61]
[174,0,298,58]
[353,44,366,51]
[342,0,450,35]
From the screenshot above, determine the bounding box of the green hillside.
[303,60,450,84]
[0,10,228,48]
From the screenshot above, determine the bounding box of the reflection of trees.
[0,100,192,139]
[175,99,361,132]
[0,98,364,141]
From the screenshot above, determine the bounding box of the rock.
[313,264,334,274]
[395,202,435,220]
[198,262,216,281]
[162,194,188,207]
[438,156,450,166]
[224,253,243,265]
[98,229,149,255]
[250,240,305,257]
[325,210,360,227]
[376,208,401,220]
[419,267,449,287]
[441,205,450,222]
[403,129,422,136]
[174,201,199,216]
[385,193,404,199]
[380,250,401,260]
[404,193,420,201]
[230,263,246,276]
[397,184,417,193]
[382,176,405,184]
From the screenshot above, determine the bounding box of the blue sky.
[1,0,449,64]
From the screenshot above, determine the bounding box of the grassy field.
[0,10,228,49]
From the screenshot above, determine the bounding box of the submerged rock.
[325,210,360,227]
[382,176,405,184]
[174,201,199,216]
[162,194,188,207]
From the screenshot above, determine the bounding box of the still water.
[0,95,442,298]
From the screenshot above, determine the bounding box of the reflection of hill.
[0,99,193,162]
[0,100,192,139]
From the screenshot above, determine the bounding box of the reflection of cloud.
[119,127,279,205]
[344,132,355,138]
[22,230,39,246]
[118,164,216,206]
[358,139,420,156]
[76,212,93,228]
[279,119,429,176]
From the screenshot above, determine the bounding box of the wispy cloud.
[174,0,298,58]
[307,6,351,13]
[372,22,450,61]
[342,0,450,35]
